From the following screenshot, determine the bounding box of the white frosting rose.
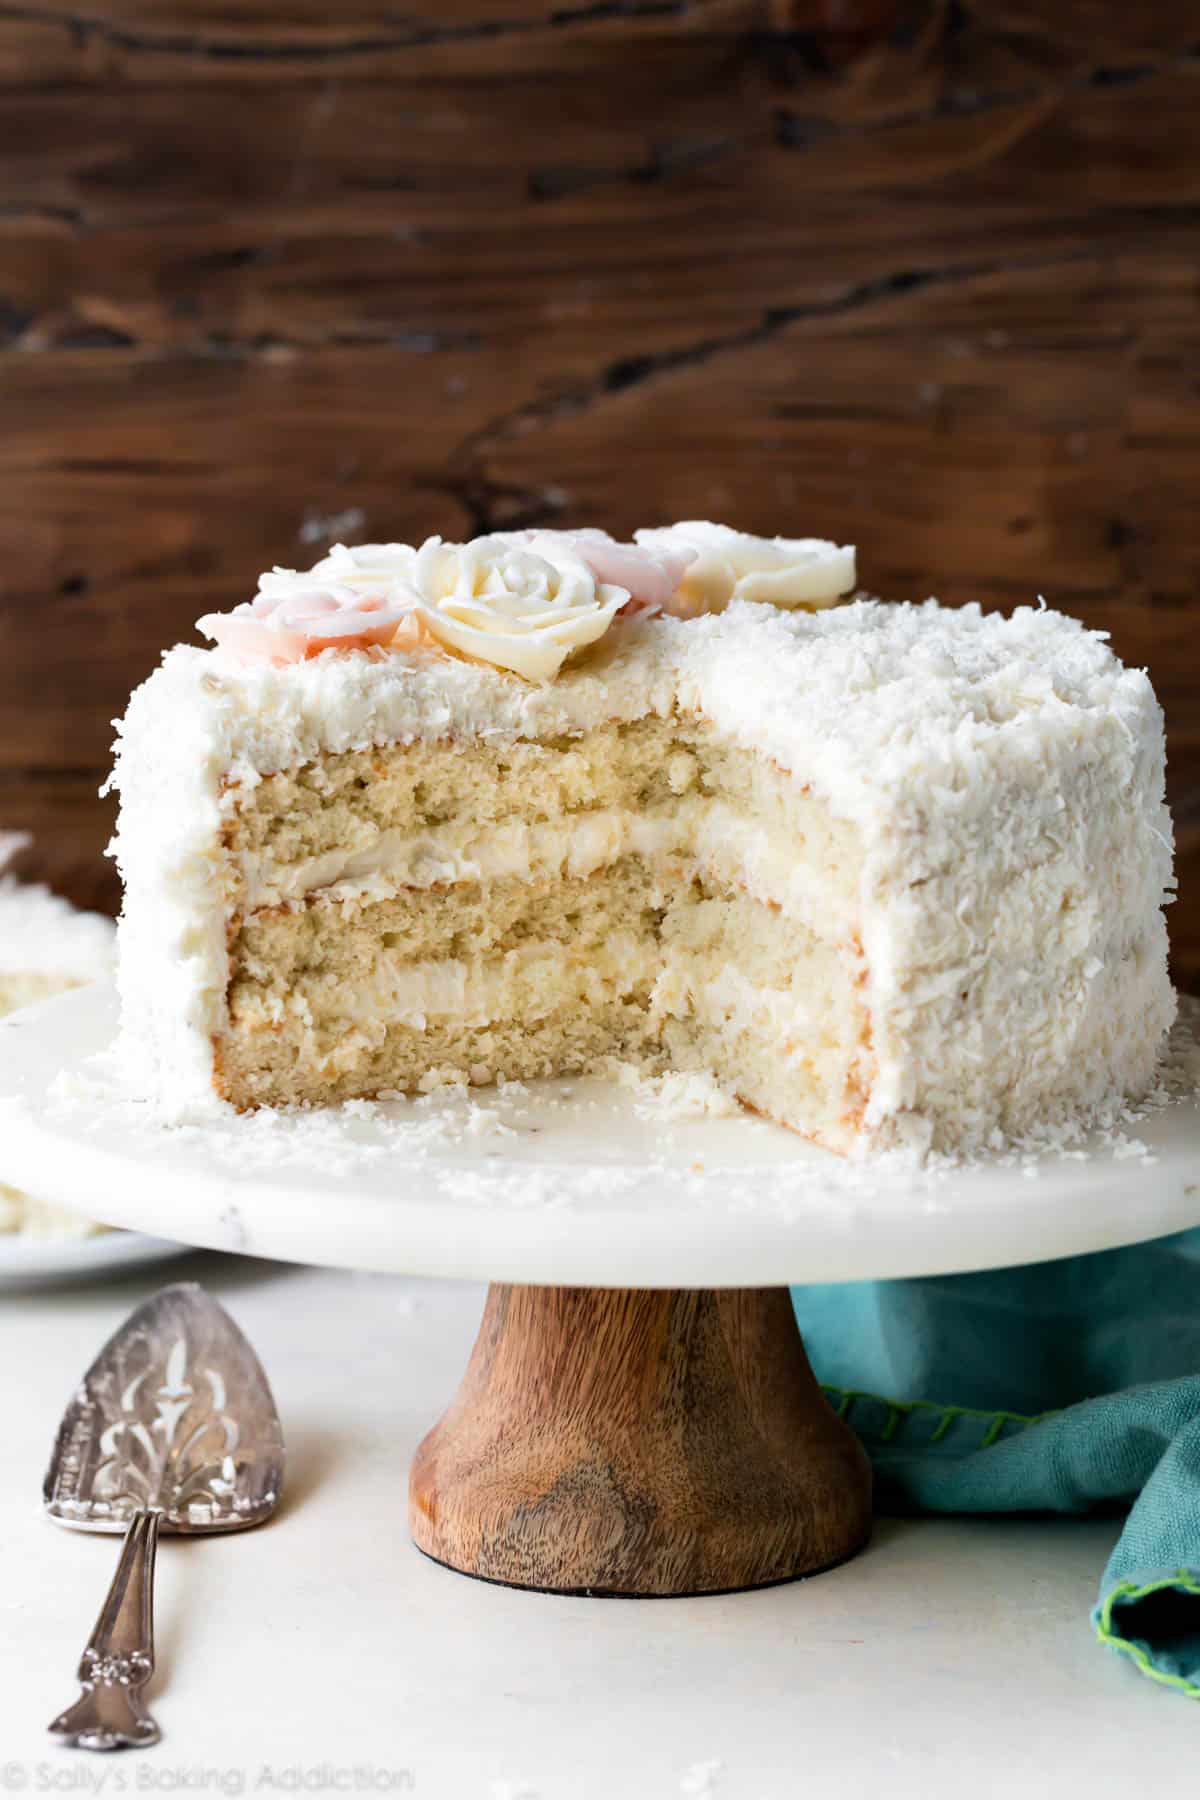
[410,534,628,681]
[495,529,695,615]
[195,521,853,675]
[634,522,855,613]
[295,541,420,593]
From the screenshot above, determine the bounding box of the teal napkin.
[792,1229,1200,1698]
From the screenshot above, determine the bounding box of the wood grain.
[409,1283,873,1594]
[2,0,1198,976]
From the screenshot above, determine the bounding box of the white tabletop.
[0,1254,1195,1797]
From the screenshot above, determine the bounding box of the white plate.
[0,1228,190,1292]
[3,982,1200,1288]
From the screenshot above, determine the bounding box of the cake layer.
[216,866,874,1145]
[224,721,864,944]
[218,859,1161,1150]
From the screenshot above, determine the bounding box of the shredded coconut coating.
[107,598,1176,1155]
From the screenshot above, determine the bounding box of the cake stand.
[5,984,1200,1598]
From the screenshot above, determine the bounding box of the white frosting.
[329,931,653,1032]
[235,943,812,1049]
[239,810,675,908]
[410,535,627,681]
[635,523,855,611]
[235,802,855,950]
[108,595,1176,1153]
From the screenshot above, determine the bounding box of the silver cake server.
[44,1281,285,1750]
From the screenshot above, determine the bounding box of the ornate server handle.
[48,1508,162,1750]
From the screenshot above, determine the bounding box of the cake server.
[43,1281,285,1750]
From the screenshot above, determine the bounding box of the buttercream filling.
[266,943,825,1043]
[267,932,659,1032]
[237,800,859,937]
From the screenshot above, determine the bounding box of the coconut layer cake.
[107,524,1176,1158]
[0,833,115,1236]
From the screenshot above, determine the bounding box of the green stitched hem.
[1095,1571,1200,1699]
[823,1386,1056,1443]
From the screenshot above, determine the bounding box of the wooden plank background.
[2,1,1198,975]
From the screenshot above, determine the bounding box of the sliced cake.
[107,526,1175,1157]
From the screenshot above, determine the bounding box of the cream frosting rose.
[297,541,421,593]
[494,529,695,616]
[409,533,629,681]
[196,521,854,675]
[197,580,419,666]
[634,522,855,613]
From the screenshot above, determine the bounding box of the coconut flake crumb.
[603,1060,740,1121]
[680,1762,723,1798]
[462,1103,515,1140]
[416,1065,469,1096]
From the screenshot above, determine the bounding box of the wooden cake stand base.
[409,1284,872,1596]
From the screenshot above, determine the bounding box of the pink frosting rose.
[499,529,695,616]
[197,583,418,666]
